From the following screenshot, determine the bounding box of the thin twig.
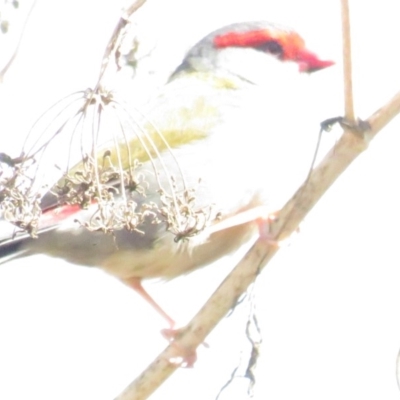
[94,0,147,91]
[341,0,355,123]
[0,0,38,83]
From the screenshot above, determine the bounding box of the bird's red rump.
[40,203,83,228]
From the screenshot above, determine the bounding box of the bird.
[0,21,334,326]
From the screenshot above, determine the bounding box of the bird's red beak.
[296,48,335,73]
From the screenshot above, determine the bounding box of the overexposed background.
[0,1,400,399]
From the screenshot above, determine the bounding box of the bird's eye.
[255,40,283,57]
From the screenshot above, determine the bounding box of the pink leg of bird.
[123,210,280,367]
[256,211,280,245]
[123,277,198,367]
[123,277,175,328]
[161,327,198,368]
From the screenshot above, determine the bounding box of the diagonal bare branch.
[114,85,400,400]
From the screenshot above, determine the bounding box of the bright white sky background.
[1,1,400,399]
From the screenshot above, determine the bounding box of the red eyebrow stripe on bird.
[214,30,275,48]
[213,29,305,61]
[214,29,334,72]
